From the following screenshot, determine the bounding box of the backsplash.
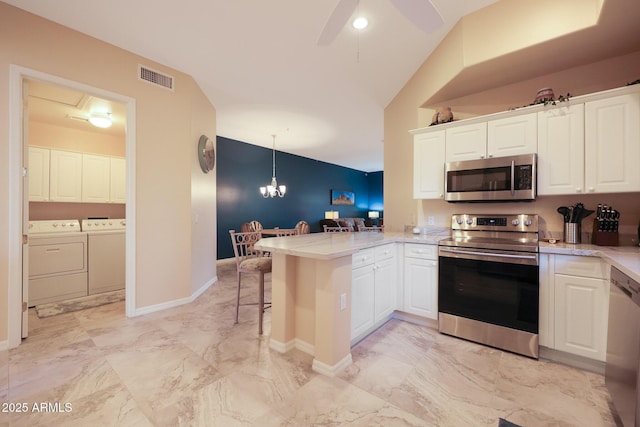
[418,192,640,246]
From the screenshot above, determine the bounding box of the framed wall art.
[331,189,355,206]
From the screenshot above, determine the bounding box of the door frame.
[8,65,137,348]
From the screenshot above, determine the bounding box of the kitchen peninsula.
[254,231,442,376]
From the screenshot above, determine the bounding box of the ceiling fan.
[317,0,444,46]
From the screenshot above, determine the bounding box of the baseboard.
[191,276,217,302]
[0,340,8,351]
[269,338,295,353]
[539,346,605,375]
[312,353,353,377]
[392,310,438,329]
[293,338,315,356]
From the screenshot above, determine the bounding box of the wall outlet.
[427,216,435,226]
[340,293,347,311]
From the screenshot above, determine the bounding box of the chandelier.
[260,134,286,198]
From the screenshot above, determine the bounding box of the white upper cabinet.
[110,157,127,203]
[487,112,537,158]
[445,122,487,162]
[537,104,585,195]
[584,93,640,193]
[82,154,111,203]
[28,146,50,201]
[413,130,445,199]
[444,113,536,162]
[49,150,82,202]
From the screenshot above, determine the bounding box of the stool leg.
[258,272,264,335]
[235,271,241,324]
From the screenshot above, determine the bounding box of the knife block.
[592,221,619,246]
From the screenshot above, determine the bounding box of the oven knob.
[525,220,532,226]
[466,219,473,225]
[61,223,67,227]
[53,223,58,227]
[457,219,463,225]
[512,219,520,226]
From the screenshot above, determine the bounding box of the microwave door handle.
[510,160,515,195]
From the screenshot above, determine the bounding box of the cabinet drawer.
[352,248,375,269]
[374,244,395,262]
[404,243,437,260]
[555,255,609,279]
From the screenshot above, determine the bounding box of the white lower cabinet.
[403,243,438,319]
[351,244,397,342]
[540,254,610,361]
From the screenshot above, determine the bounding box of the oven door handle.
[510,160,515,195]
[439,247,538,264]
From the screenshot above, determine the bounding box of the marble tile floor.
[1,260,619,426]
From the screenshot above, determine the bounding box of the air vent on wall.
[138,65,174,91]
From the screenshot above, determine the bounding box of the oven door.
[438,246,539,336]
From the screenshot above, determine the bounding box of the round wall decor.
[198,134,215,173]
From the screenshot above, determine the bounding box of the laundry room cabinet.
[28,147,125,203]
[28,146,50,201]
[49,149,83,202]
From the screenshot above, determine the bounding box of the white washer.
[28,219,87,306]
[82,218,125,295]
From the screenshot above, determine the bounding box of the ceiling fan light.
[89,112,112,128]
[352,16,368,30]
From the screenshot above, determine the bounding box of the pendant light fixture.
[259,134,286,198]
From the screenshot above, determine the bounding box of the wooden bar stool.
[229,230,272,334]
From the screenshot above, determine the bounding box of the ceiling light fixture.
[89,112,112,128]
[259,134,286,198]
[352,16,368,30]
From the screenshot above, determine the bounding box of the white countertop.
[254,231,446,260]
[255,232,640,282]
[540,241,640,282]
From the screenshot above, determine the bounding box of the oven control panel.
[452,214,538,232]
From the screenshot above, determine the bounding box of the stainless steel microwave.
[444,153,536,202]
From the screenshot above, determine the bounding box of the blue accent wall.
[216,136,383,259]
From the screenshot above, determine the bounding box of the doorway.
[8,65,137,348]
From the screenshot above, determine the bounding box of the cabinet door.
[82,154,111,203]
[373,257,396,323]
[585,93,640,193]
[413,131,445,199]
[49,150,82,202]
[554,274,609,361]
[351,265,375,340]
[445,122,487,161]
[537,105,585,195]
[28,146,50,201]
[487,112,537,158]
[110,157,126,203]
[403,257,438,319]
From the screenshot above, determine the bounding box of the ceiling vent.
[138,65,174,91]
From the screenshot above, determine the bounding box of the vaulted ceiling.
[5,0,640,172]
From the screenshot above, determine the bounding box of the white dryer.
[28,219,87,306]
[82,219,125,295]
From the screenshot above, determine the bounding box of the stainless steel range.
[438,214,540,358]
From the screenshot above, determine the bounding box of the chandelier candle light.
[260,134,286,198]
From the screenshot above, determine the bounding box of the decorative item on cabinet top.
[197,135,215,173]
[429,106,454,126]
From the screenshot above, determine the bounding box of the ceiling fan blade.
[317,0,358,46]
[390,0,444,34]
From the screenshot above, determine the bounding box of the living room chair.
[294,220,310,234]
[229,230,272,335]
[276,228,298,237]
[357,224,384,232]
[323,225,349,232]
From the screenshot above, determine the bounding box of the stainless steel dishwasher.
[606,266,640,427]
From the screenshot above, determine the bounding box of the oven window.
[447,166,511,192]
[438,256,539,333]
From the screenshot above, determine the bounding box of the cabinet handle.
[588,187,595,192]
[488,154,494,158]
[576,188,582,193]
[480,155,485,159]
